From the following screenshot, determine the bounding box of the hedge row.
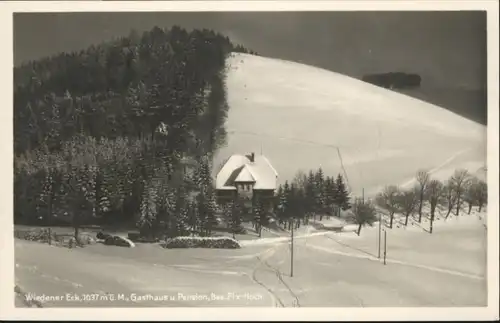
[14,228,96,248]
[162,236,241,249]
[127,232,160,243]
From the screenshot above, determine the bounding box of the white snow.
[234,165,256,182]
[170,236,239,242]
[216,154,278,190]
[214,53,486,197]
[309,217,345,228]
[15,208,486,307]
[239,229,352,247]
[116,236,136,248]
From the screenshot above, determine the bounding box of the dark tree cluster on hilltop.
[362,72,421,90]
[14,25,254,240]
[233,44,259,56]
[14,26,254,154]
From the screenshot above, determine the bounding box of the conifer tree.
[314,167,326,219]
[324,176,337,216]
[291,186,307,228]
[280,181,291,217]
[174,184,190,236]
[334,174,351,211]
[274,184,283,215]
[286,184,296,230]
[204,186,218,235]
[196,191,208,236]
[14,25,249,230]
[305,170,316,220]
[162,203,176,239]
[230,195,244,239]
[187,200,199,236]
[252,194,266,237]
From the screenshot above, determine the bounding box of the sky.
[13,11,487,122]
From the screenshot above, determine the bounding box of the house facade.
[215,152,278,210]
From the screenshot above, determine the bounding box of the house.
[215,152,278,209]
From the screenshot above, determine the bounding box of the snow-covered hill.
[213,53,486,197]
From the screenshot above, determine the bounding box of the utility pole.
[45,168,53,246]
[383,230,387,265]
[290,217,294,277]
[47,187,52,246]
[378,213,382,259]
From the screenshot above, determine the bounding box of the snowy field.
[15,209,487,307]
[214,53,486,197]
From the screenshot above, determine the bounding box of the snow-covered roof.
[234,165,256,183]
[215,154,278,190]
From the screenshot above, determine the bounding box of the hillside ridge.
[215,53,486,197]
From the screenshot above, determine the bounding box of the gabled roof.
[234,165,256,183]
[216,154,278,190]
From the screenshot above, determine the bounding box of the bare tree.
[464,177,479,214]
[396,186,419,226]
[416,170,430,223]
[476,180,488,212]
[351,198,377,236]
[426,179,443,234]
[376,185,400,229]
[443,180,457,219]
[450,169,470,216]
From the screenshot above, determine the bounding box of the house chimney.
[249,152,255,162]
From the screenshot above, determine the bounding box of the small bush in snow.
[96,231,113,240]
[104,235,135,247]
[162,236,241,249]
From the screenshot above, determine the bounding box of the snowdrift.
[103,235,136,248]
[214,53,486,197]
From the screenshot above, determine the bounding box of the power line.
[335,146,350,192]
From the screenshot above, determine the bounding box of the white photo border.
[1,1,498,321]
